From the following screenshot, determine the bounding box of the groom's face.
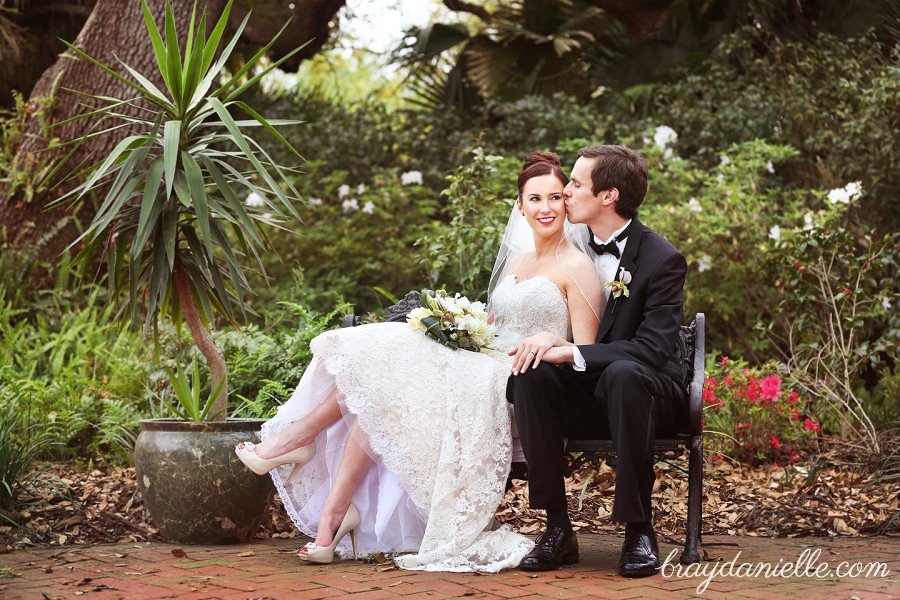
[563,157,602,224]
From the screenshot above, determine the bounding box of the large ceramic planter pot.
[134,418,274,544]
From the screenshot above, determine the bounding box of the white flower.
[468,301,487,319]
[716,173,725,184]
[456,296,471,311]
[719,155,731,167]
[357,184,366,195]
[765,161,775,174]
[338,184,351,199]
[769,225,781,241]
[686,198,702,213]
[407,307,434,332]
[803,212,815,230]
[827,181,863,205]
[437,296,462,315]
[308,197,323,206]
[245,192,265,207]
[341,198,359,212]
[653,125,678,151]
[883,297,892,310]
[362,201,375,214]
[401,170,423,186]
[697,255,712,273]
[618,268,632,285]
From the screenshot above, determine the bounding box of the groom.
[507,145,688,577]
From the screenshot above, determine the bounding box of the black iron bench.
[343,299,705,565]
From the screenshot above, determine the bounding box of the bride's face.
[518,174,566,238]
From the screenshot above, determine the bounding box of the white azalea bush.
[408,290,495,352]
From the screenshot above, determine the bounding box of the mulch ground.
[2,444,897,553]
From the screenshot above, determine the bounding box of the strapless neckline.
[508,274,567,304]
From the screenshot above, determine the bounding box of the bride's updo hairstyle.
[517,151,568,197]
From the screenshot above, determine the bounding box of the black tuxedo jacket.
[578,218,687,389]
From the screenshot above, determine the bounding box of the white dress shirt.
[572,220,631,371]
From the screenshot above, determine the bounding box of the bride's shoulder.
[558,245,597,277]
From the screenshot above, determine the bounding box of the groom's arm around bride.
[507,144,688,577]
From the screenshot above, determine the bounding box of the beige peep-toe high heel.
[234,441,315,484]
[298,504,360,564]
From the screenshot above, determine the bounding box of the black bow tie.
[587,228,627,259]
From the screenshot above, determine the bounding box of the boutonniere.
[606,268,632,299]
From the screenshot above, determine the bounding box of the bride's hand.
[509,332,557,374]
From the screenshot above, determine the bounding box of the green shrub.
[420,148,521,299]
[636,137,806,360]
[245,163,441,314]
[767,196,899,449]
[0,285,149,463]
[0,393,47,510]
[611,28,900,230]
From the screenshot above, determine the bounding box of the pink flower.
[802,418,820,432]
[790,408,801,422]
[744,380,759,404]
[769,435,782,450]
[720,356,730,366]
[736,422,750,429]
[759,375,782,401]
[788,392,800,404]
[713,453,725,463]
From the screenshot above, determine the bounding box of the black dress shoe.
[519,526,579,571]
[618,522,660,577]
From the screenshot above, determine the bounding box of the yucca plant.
[49,0,306,420]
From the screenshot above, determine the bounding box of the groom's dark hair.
[578,145,648,219]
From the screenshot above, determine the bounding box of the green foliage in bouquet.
[407,289,494,352]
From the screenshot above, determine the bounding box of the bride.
[235,151,603,572]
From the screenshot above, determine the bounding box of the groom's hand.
[509,332,571,374]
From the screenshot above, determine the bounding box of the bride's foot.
[248,420,315,459]
[234,441,315,483]
[299,504,360,564]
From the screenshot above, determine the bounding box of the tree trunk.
[174,260,228,421]
[0,0,224,281]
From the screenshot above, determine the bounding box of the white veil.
[486,202,602,326]
[486,204,534,310]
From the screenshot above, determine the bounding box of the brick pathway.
[1,534,897,599]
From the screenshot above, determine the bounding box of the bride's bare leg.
[254,386,342,459]
[312,424,374,547]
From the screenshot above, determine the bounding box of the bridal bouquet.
[407,290,495,352]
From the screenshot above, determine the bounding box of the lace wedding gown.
[260,274,571,572]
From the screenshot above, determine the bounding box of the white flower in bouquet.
[407,306,434,332]
[468,301,488,319]
[439,296,464,316]
[411,290,495,352]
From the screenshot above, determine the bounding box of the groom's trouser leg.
[598,360,685,523]
[508,363,602,510]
